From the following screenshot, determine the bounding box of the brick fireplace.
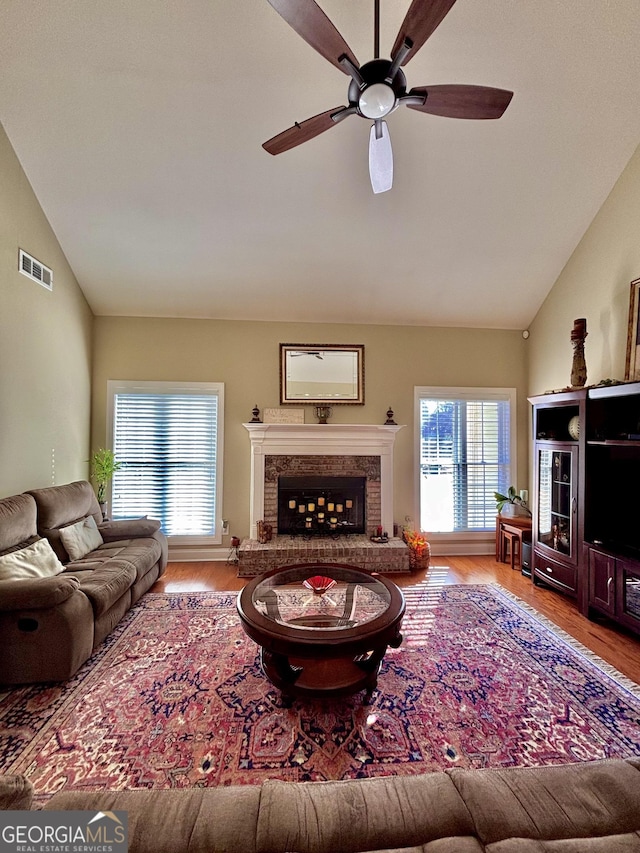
[240,423,409,575]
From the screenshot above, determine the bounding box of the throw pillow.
[59,515,104,561]
[0,537,64,580]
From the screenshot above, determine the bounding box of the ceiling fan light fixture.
[359,83,396,119]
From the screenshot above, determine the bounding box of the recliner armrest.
[0,575,81,611]
[98,518,161,541]
[0,775,34,810]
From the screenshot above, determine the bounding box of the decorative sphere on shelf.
[568,416,580,440]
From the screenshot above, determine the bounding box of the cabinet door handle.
[572,498,577,513]
[545,566,553,574]
[607,576,614,588]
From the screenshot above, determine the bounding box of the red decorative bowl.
[303,575,337,594]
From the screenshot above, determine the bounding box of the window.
[107,381,224,542]
[415,387,516,533]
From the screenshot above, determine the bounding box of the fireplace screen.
[278,475,366,536]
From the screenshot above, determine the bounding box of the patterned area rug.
[1,584,640,802]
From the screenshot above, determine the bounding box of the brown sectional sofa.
[2,758,640,851]
[0,480,167,685]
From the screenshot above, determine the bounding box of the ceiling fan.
[262,0,513,193]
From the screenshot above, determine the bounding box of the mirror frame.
[280,343,365,405]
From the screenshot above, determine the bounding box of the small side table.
[495,514,532,570]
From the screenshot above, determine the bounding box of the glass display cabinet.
[533,444,579,594]
[529,390,586,600]
[536,447,576,559]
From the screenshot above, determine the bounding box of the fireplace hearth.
[278,475,366,536]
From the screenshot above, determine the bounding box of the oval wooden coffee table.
[237,563,405,702]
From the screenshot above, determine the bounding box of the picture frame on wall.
[625,278,640,381]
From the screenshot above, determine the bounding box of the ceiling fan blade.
[391,0,457,66]
[369,120,393,194]
[407,85,513,119]
[266,0,358,74]
[263,107,348,155]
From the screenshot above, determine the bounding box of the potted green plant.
[91,448,121,519]
[494,486,531,517]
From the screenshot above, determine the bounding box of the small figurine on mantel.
[570,318,588,388]
[385,407,397,425]
[250,405,262,423]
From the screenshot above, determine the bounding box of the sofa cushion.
[28,480,102,562]
[0,534,40,558]
[487,834,640,852]
[0,493,38,552]
[66,563,137,617]
[60,515,104,561]
[46,786,262,853]
[256,774,475,853]
[67,538,162,582]
[0,537,64,580]
[447,759,640,845]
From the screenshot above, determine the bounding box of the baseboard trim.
[431,543,494,556]
[168,545,233,562]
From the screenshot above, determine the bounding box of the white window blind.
[108,381,224,540]
[416,387,515,533]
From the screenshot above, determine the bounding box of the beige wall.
[529,142,640,395]
[0,124,94,498]
[6,114,638,540]
[92,317,529,544]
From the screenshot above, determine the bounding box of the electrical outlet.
[222,519,229,535]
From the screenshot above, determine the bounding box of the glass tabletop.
[251,565,392,632]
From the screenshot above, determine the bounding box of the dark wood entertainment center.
[529,381,640,636]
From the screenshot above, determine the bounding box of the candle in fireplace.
[276,474,367,536]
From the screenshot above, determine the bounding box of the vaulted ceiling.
[2,1,640,328]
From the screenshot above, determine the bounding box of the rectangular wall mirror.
[280,344,365,405]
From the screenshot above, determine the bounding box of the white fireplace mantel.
[243,423,404,539]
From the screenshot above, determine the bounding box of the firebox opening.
[278,475,366,536]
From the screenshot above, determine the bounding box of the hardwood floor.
[152,554,640,686]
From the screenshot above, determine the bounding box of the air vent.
[19,249,53,290]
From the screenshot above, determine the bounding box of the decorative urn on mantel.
[570,318,588,388]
